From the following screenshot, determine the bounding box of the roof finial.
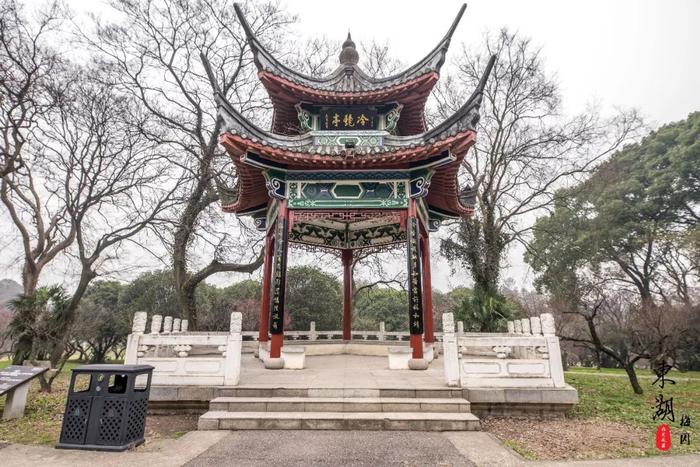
[339,31,359,66]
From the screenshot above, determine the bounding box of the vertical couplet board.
[406,217,424,335]
[269,216,289,335]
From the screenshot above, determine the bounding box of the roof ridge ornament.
[339,32,359,67]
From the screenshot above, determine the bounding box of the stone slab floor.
[238,353,446,388]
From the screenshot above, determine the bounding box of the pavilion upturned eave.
[218,129,475,169]
[232,3,466,94]
[219,130,476,217]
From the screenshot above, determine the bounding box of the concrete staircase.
[197,387,480,431]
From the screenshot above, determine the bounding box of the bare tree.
[0,0,68,178]
[359,40,403,78]
[284,37,337,77]
[550,277,696,394]
[1,66,175,389]
[434,29,642,301]
[85,0,297,327]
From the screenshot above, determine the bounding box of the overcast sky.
[291,0,700,125]
[283,0,700,291]
[2,0,699,292]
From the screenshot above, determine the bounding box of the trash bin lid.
[71,364,154,373]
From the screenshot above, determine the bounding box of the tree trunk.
[91,346,107,363]
[177,280,198,329]
[77,346,88,362]
[21,263,39,296]
[623,363,644,394]
[11,335,33,365]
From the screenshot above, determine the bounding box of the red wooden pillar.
[342,249,353,340]
[421,234,435,343]
[258,231,274,342]
[269,201,289,359]
[407,199,424,359]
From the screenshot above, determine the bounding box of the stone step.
[198,411,481,431]
[211,387,464,399]
[209,397,471,413]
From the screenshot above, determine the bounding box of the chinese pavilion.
[208,3,495,366]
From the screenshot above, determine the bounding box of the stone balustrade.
[125,312,241,386]
[240,324,416,342]
[125,311,564,392]
[443,312,566,389]
[239,320,488,343]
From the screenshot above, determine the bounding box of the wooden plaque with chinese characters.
[320,107,378,131]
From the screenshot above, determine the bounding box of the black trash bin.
[56,364,154,451]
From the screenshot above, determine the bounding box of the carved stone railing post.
[151,315,163,334]
[163,316,173,334]
[530,316,542,335]
[540,313,565,387]
[442,313,460,387]
[541,313,556,336]
[521,318,531,335]
[224,311,243,386]
[457,321,464,335]
[173,318,181,333]
[513,320,522,334]
[125,312,147,364]
[378,322,386,341]
[181,319,189,332]
[132,312,147,334]
[309,322,318,341]
[507,321,515,334]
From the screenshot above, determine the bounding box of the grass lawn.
[486,367,699,460]
[567,367,699,455]
[0,360,80,444]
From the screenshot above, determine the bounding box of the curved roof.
[233,3,466,94]
[209,54,496,217]
[212,54,495,156]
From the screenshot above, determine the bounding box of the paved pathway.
[184,431,474,467]
[0,431,227,467]
[3,430,699,467]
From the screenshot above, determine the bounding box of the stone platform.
[195,356,477,431]
[149,354,577,420]
[150,354,451,412]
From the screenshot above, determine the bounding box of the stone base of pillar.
[281,347,306,369]
[408,358,429,370]
[263,357,284,369]
[423,344,435,363]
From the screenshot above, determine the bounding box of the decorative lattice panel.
[60,398,91,444]
[293,210,401,224]
[126,399,148,441]
[97,399,126,444]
